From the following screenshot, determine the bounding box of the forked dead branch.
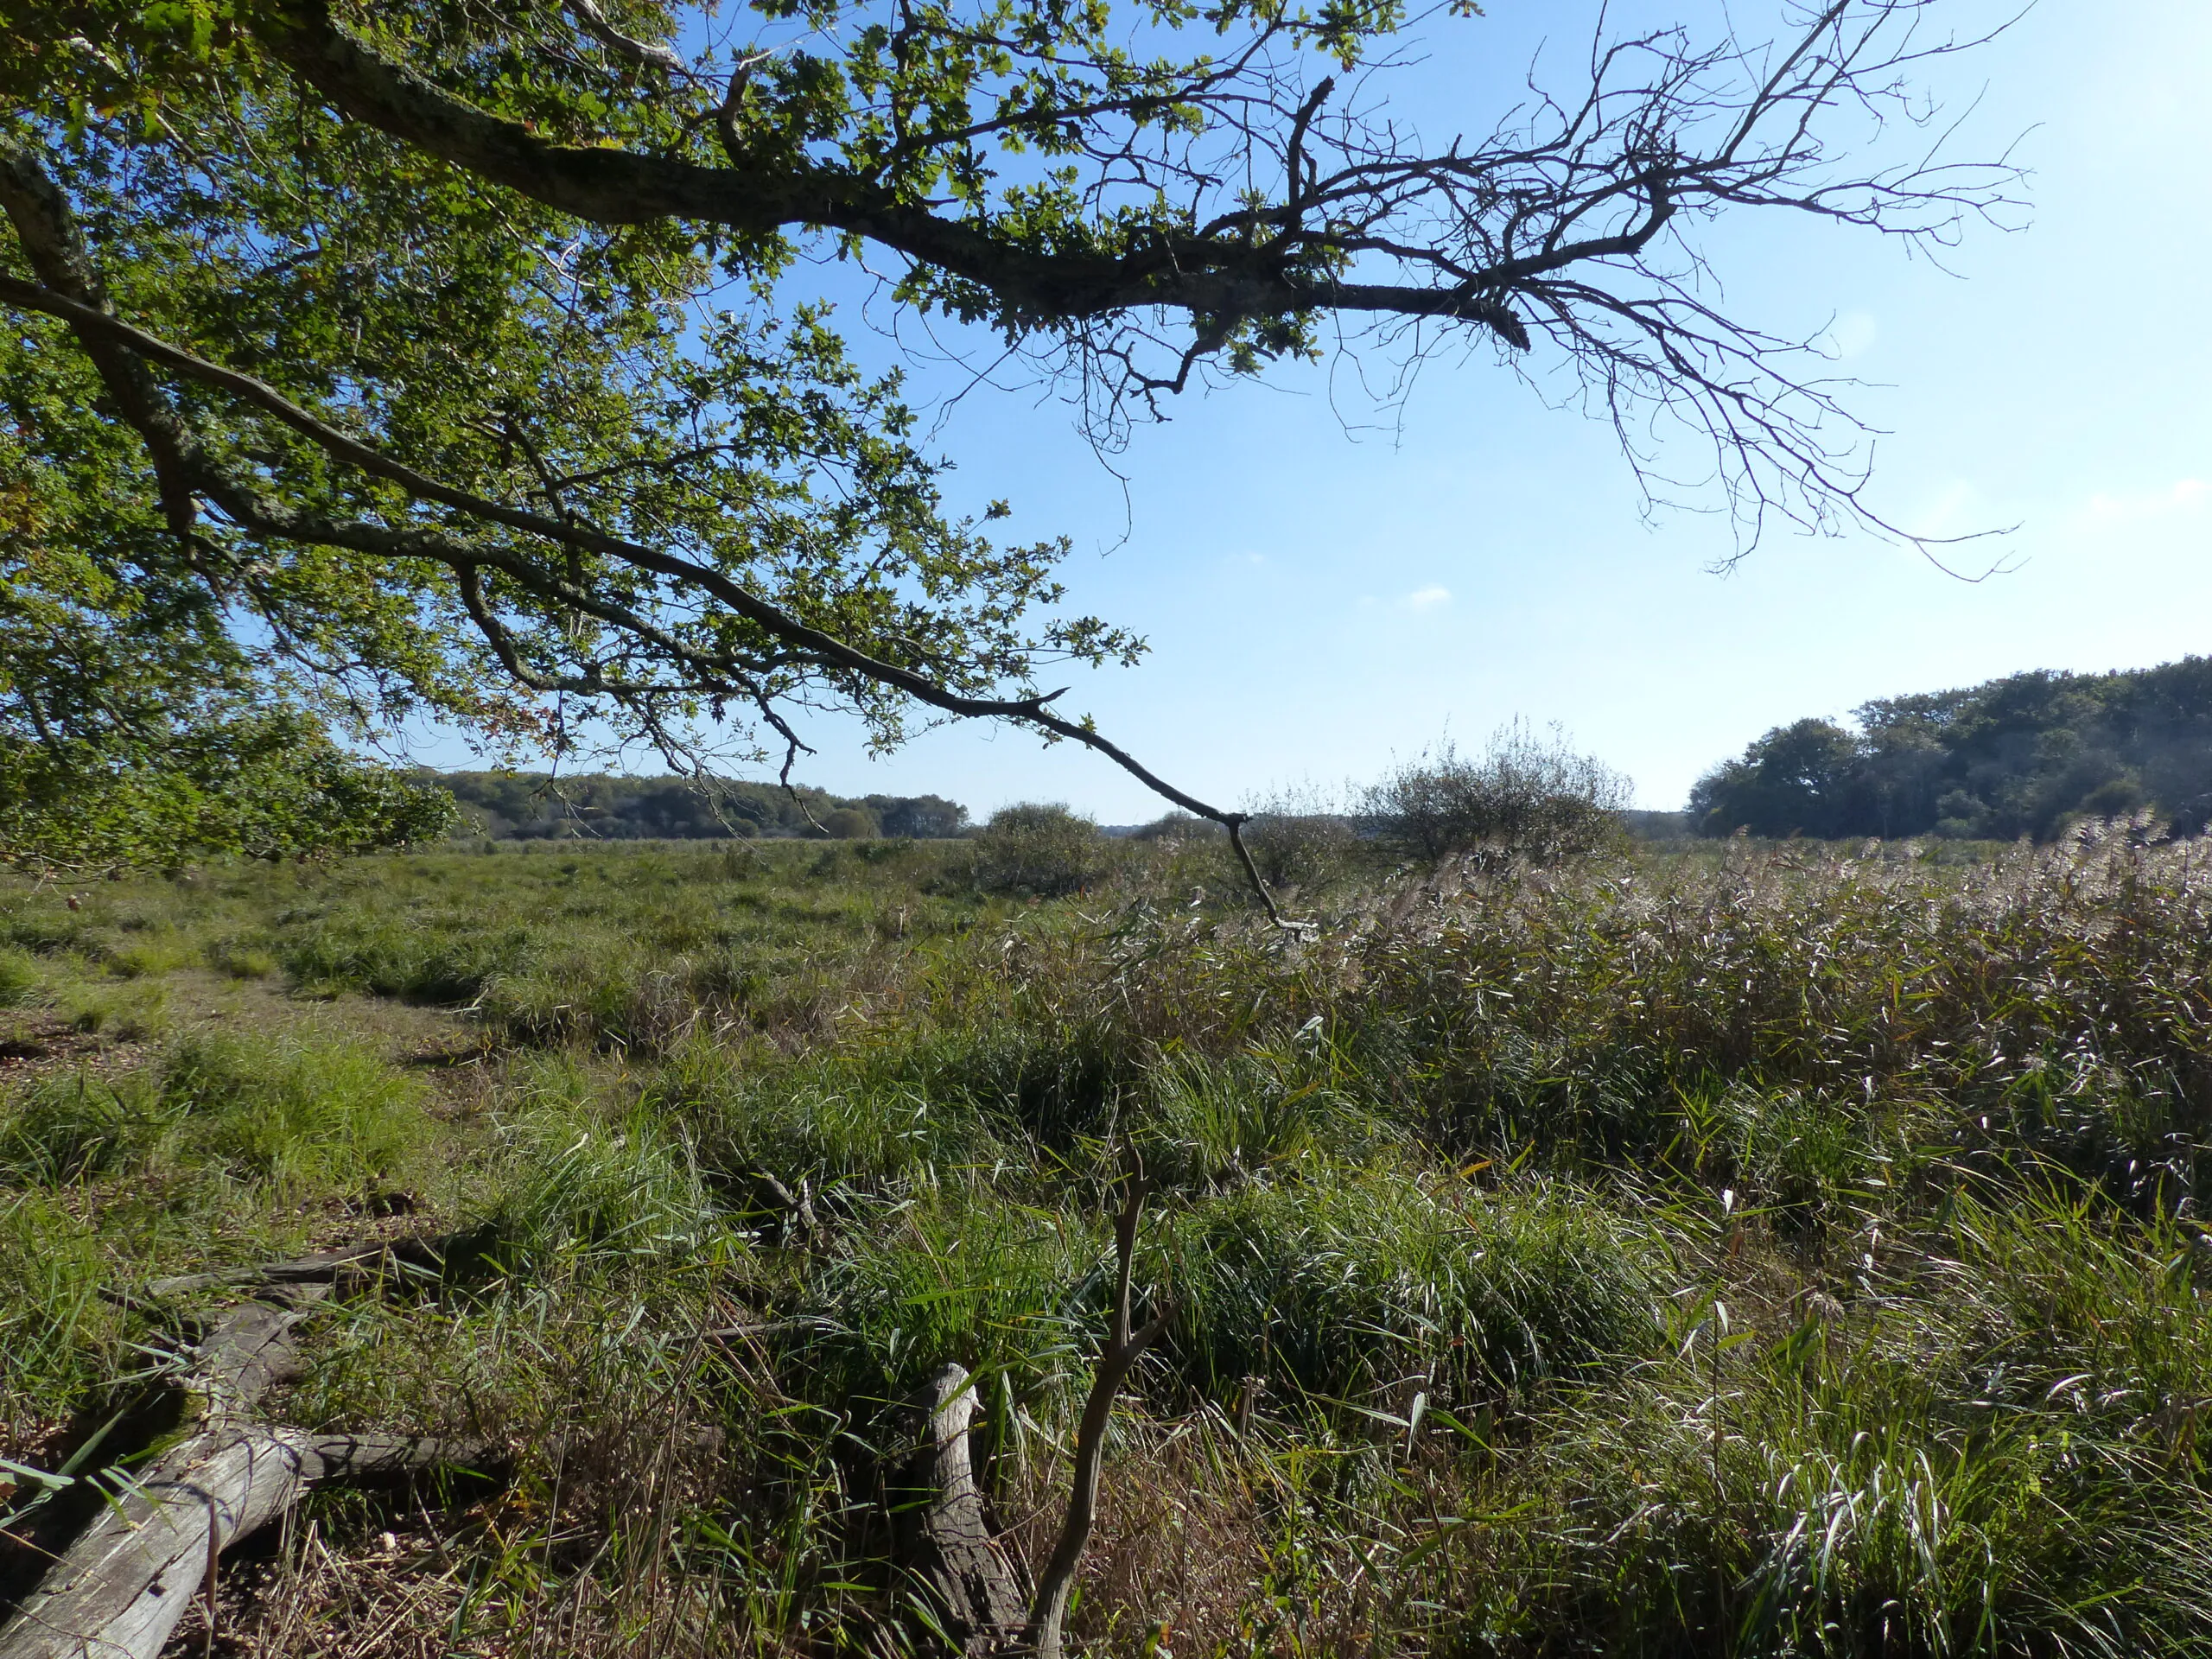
[893,1178,1173,1656]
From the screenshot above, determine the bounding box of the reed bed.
[3,829,2209,1655]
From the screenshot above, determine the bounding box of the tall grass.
[1408,1188,2212,1656]
[5,831,2212,1655]
[1168,1172,1660,1409]
[0,1192,130,1446]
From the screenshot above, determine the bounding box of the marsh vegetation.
[4,825,2211,1656]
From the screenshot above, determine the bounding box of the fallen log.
[0,1289,501,1659]
[138,1233,455,1300]
[0,1427,491,1659]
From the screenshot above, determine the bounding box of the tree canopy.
[0,523,456,871]
[1690,658,2212,842]
[1,0,2012,879]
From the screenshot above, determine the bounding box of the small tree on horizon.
[1363,724,1631,868]
[968,804,1109,897]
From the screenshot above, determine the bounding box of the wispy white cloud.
[1405,584,1452,610]
[2075,478,2209,527]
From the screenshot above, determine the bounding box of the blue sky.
[493,0,2212,819]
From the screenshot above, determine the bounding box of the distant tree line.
[440,773,969,841]
[1692,658,2212,841]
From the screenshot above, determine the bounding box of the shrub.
[1242,814,1363,892]
[1361,722,1630,866]
[1240,789,1366,893]
[1127,812,1225,843]
[967,803,1108,897]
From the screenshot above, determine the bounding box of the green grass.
[1417,1189,2212,1656]
[3,831,2210,1655]
[1167,1171,1661,1408]
[0,1191,133,1445]
[0,947,37,1009]
[0,1032,432,1194]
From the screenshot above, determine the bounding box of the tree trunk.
[893,1363,1027,1657]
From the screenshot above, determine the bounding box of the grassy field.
[4,827,2212,1656]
